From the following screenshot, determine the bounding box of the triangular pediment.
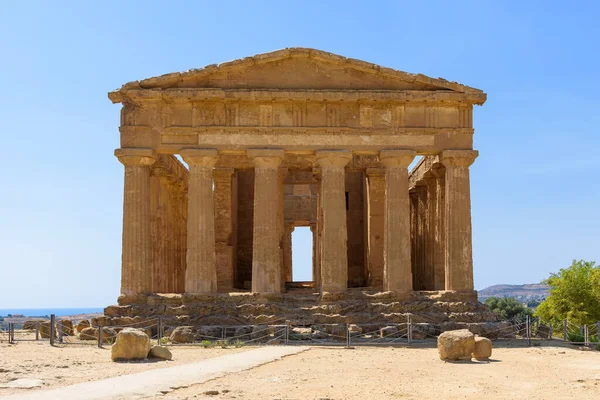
[110,48,483,101]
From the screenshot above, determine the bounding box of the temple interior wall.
[235,169,254,289]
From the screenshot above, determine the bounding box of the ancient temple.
[105,48,497,326]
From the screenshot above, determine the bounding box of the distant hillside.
[478,284,550,302]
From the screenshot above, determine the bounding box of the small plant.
[567,332,585,344]
[216,340,229,349]
[595,344,600,351]
[201,340,213,348]
[160,336,169,345]
[233,339,245,348]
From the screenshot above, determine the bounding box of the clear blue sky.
[1,1,598,308]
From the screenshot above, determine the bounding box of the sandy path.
[159,343,600,400]
[0,346,308,400]
[0,339,248,396]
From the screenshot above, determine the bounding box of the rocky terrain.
[478,284,549,302]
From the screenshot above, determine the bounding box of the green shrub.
[233,339,245,348]
[216,340,229,349]
[201,340,213,348]
[567,332,584,343]
[595,344,600,351]
[160,336,169,345]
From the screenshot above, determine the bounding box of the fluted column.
[380,150,416,292]
[180,149,218,293]
[283,223,294,283]
[316,150,352,293]
[430,166,446,290]
[115,148,156,296]
[365,168,385,289]
[310,223,317,284]
[249,149,284,294]
[440,150,478,291]
[214,168,235,292]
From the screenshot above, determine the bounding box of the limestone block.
[380,326,400,338]
[111,328,151,361]
[311,330,328,340]
[290,327,312,340]
[536,324,551,339]
[234,326,253,340]
[76,320,90,332]
[149,345,173,360]
[437,329,475,361]
[39,321,51,339]
[412,323,436,340]
[58,320,74,336]
[23,320,44,330]
[169,326,196,343]
[79,327,117,344]
[472,336,493,360]
[198,326,222,340]
[251,325,270,342]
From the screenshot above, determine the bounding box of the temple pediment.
[109,48,483,103]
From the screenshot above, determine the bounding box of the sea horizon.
[0,308,104,317]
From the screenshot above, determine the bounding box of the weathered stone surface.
[23,320,44,330]
[251,325,270,342]
[111,328,151,361]
[169,326,196,343]
[106,49,489,327]
[58,320,74,336]
[472,336,493,360]
[437,329,475,361]
[198,326,222,340]
[290,327,312,340]
[536,324,551,339]
[39,321,51,339]
[149,345,173,360]
[79,327,118,344]
[76,319,90,332]
[380,326,400,338]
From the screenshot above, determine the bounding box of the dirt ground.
[0,337,248,396]
[159,343,600,400]
[1,336,599,400]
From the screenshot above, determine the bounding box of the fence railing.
[2,314,599,349]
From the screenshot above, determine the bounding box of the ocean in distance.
[0,308,103,317]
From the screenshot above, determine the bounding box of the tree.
[534,259,600,326]
[484,296,533,322]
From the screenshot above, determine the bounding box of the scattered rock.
[234,326,253,340]
[204,390,220,395]
[111,328,151,361]
[58,319,74,336]
[76,320,90,332]
[149,345,173,360]
[536,324,551,339]
[437,329,475,361]
[79,327,117,344]
[380,326,399,338]
[39,321,51,339]
[170,326,196,343]
[22,320,45,331]
[290,327,312,340]
[311,330,328,340]
[472,336,493,360]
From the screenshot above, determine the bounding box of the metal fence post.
[549,323,553,340]
[49,314,56,346]
[158,317,163,345]
[346,324,350,348]
[97,326,103,348]
[284,321,289,345]
[563,320,568,341]
[35,322,39,341]
[584,325,589,346]
[407,315,412,345]
[7,323,12,344]
[526,315,531,346]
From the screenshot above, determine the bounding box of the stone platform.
[104,289,500,331]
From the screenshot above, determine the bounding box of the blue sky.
[1,1,598,308]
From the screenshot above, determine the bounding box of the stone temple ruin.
[105,48,500,336]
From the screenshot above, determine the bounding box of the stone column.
[440,150,478,291]
[180,149,218,293]
[315,150,352,293]
[278,168,288,291]
[282,223,294,283]
[380,150,416,292]
[114,148,156,296]
[430,165,446,290]
[214,168,235,292]
[365,168,385,289]
[310,223,317,284]
[248,149,284,294]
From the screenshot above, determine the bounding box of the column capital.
[365,167,386,177]
[180,148,218,167]
[115,148,156,167]
[315,150,352,168]
[248,149,284,168]
[379,149,416,168]
[440,150,478,167]
[213,167,235,177]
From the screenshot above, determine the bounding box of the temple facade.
[107,49,487,323]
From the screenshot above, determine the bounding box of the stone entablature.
[109,48,486,305]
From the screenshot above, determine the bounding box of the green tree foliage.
[534,260,600,326]
[484,296,533,322]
